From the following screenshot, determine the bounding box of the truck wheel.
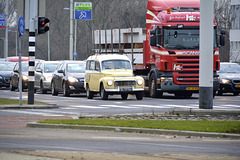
[63,82,71,97]
[51,82,58,96]
[86,85,94,99]
[136,92,143,100]
[100,84,108,100]
[121,93,128,100]
[149,73,163,98]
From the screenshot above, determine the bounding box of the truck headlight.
[137,79,143,85]
[107,80,113,86]
[68,77,78,83]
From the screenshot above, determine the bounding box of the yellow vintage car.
[85,54,144,100]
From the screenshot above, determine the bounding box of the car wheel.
[121,93,128,100]
[63,82,70,97]
[51,82,58,96]
[136,92,143,100]
[86,85,94,99]
[217,90,223,96]
[100,84,108,100]
[40,81,47,94]
[10,80,15,91]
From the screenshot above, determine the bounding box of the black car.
[10,62,29,91]
[51,61,86,96]
[217,62,240,96]
[0,62,16,88]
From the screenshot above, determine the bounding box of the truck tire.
[100,84,108,100]
[149,73,162,98]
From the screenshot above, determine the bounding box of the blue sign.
[74,2,92,20]
[73,52,77,58]
[0,14,5,28]
[18,16,25,36]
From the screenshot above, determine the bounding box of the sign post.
[18,15,25,106]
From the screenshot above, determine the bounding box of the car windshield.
[163,28,217,50]
[21,63,29,72]
[0,63,15,71]
[44,63,59,73]
[218,64,240,73]
[67,63,86,73]
[102,60,132,70]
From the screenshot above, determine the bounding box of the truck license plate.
[236,84,240,88]
[186,87,199,90]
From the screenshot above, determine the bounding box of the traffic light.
[38,17,50,34]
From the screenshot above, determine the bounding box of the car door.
[55,63,65,90]
[35,62,42,89]
[11,63,19,87]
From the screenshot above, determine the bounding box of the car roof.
[87,54,130,62]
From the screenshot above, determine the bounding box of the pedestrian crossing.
[1,103,240,117]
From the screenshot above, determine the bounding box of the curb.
[27,122,240,139]
[0,104,59,109]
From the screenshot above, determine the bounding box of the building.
[230,0,240,63]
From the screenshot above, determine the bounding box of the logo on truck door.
[173,63,183,71]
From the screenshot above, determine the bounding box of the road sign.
[0,14,5,28]
[18,16,25,36]
[74,2,92,20]
[73,52,77,58]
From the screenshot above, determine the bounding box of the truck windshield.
[163,29,217,50]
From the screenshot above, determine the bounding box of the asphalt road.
[0,89,240,117]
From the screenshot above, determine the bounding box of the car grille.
[114,80,136,87]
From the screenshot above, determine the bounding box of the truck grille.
[114,80,136,87]
[173,56,199,85]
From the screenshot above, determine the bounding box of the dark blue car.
[0,62,16,88]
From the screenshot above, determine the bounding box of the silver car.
[35,61,60,93]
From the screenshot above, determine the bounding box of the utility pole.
[69,0,73,60]
[199,0,214,109]
[4,0,8,58]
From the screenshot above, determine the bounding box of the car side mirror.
[36,68,42,73]
[58,70,64,73]
[13,69,19,73]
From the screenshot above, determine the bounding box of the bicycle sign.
[74,2,92,20]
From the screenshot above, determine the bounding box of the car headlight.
[220,79,231,84]
[0,76,3,79]
[137,79,143,85]
[45,76,52,82]
[68,77,78,83]
[22,75,28,80]
[107,80,113,86]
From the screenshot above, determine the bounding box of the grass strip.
[38,119,240,134]
[0,98,46,105]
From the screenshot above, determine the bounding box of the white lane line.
[130,105,168,108]
[1,110,64,117]
[72,105,107,109]
[221,104,240,108]
[99,105,138,109]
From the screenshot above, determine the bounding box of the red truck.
[133,0,225,98]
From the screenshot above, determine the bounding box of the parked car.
[0,62,16,88]
[51,61,86,96]
[217,62,240,96]
[35,60,60,93]
[10,61,29,91]
[84,54,144,100]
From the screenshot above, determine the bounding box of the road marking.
[2,110,64,117]
[99,105,138,109]
[73,105,107,109]
[131,105,168,108]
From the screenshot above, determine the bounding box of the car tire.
[217,90,223,96]
[100,84,108,100]
[136,92,143,100]
[86,85,94,99]
[40,81,47,94]
[121,93,128,100]
[10,80,15,91]
[63,82,71,97]
[51,82,58,96]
